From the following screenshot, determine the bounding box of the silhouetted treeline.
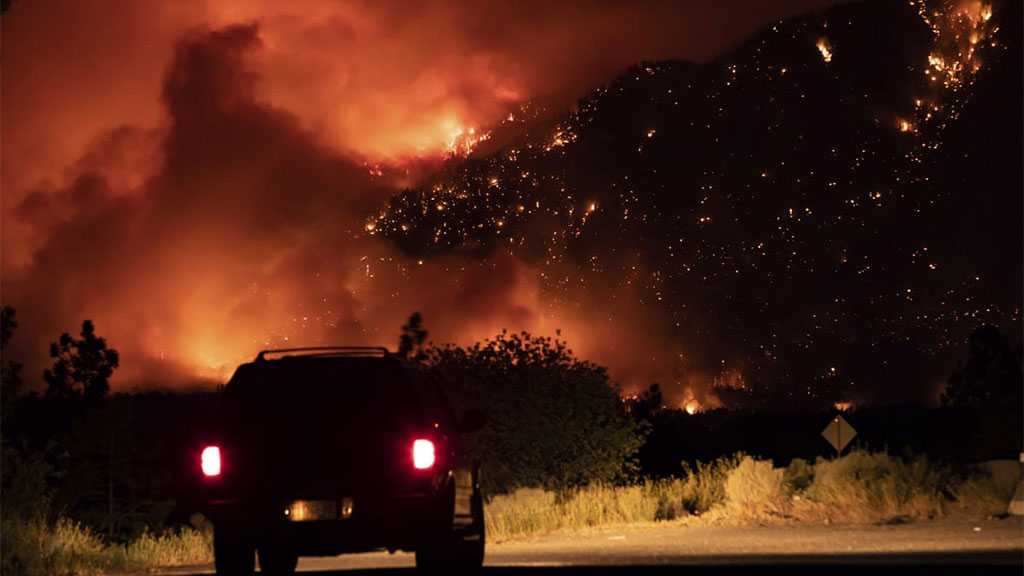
[631,403,1020,478]
[4,390,219,534]
[631,324,1022,476]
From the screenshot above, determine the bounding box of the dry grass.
[952,460,1020,515]
[485,455,743,541]
[1,517,109,576]
[796,451,947,522]
[115,527,214,568]
[485,485,658,541]
[5,452,1013,569]
[1,517,212,576]
[485,451,1017,541]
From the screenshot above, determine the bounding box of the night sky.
[2,0,1020,410]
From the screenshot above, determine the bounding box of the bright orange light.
[444,120,492,158]
[833,401,853,412]
[816,37,833,63]
[684,400,700,415]
[412,439,435,469]
[201,445,221,477]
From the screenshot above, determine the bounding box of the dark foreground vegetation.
[1,308,1020,574]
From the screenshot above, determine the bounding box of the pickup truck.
[195,347,485,573]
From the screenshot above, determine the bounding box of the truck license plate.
[284,498,353,521]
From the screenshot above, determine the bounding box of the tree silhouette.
[942,325,1022,408]
[397,312,429,361]
[1,306,16,349]
[626,382,663,422]
[2,306,24,423]
[1,306,22,399]
[43,320,120,403]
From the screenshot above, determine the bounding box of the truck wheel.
[457,487,486,569]
[415,487,485,571]
[257,542,298,575]
[214,524,255,576]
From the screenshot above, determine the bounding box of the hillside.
[375,0,1022,408]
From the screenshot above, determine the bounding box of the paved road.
[168,516,1023,575]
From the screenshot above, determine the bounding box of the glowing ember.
[833,401,853,412]
[544,124,578,152]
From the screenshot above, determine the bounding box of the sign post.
[821,414,857,457]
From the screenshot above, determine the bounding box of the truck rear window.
[222,357,424,433]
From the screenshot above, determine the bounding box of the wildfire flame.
[446,124,492,158]
[912,0,997,93]
[816,37,833,63]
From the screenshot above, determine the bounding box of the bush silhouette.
[397,314,644,495]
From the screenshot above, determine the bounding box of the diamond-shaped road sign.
[821,414,857,455]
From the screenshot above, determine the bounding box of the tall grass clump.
[801,451,947,522]
[1,517,110,576]
[116,527,214,568]
[722,456,788,519]
[676,454,743,515]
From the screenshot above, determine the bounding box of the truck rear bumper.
[204,495,441,555]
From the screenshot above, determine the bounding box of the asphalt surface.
[166,516,1023,575]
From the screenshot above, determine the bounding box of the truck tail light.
[201,445,221,477]
[412,439,435,470]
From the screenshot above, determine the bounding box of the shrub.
[423,332,645,495]
[723,456,788,518]
[802,451,946,521]
[1,445,54,522]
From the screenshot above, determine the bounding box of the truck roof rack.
[255,346,390,362]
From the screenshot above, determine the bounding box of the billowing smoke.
[2,0,835,391]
